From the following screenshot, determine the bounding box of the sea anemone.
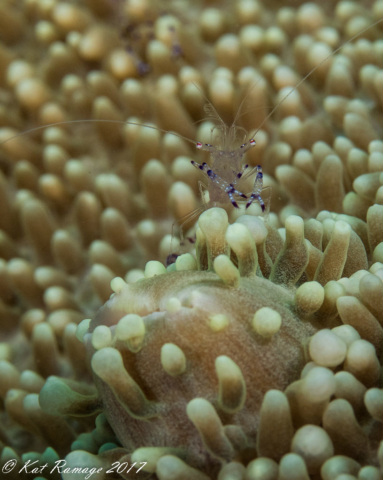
[1,0,383,479]
[34,202,383,479]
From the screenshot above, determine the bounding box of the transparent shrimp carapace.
[191,106,268,212]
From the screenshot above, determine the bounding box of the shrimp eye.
[196,142,202,149]
[205,143,212,147]
[240,144,246,148]
[250,139,256,146]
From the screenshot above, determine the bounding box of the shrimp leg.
[246,166,265,211]
[199,181,209,208]
[232,164,249,184]
[191,160,247,208]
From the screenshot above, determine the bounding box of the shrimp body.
[192,136,265,211]
[210,149,244,203]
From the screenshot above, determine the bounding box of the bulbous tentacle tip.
[215,355,246,414]
[156,455,211,480]
[39,376,101,417]
[257,390,293,461]
[294,281,325,318]
[91,347,160,420]
[213,254,240,287]
[131,447,186,475]
[270,215,309,288]
[226,223,258,277]
[115,313,146,353]
[199,208,230,269]
[186,398,235,462]
[252,307,282,338]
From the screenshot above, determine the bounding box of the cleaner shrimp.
[0,17,382,265]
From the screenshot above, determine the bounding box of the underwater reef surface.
[1,0,383,479]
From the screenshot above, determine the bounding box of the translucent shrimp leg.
[171,204,206,246]
[233,164,262,185]
[198,181,209,208]
[191,160,248,208]
[232,164,249,184]
[246,166,265,211]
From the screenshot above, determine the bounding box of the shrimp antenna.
[191,81,226,128]
[231,78,263,128]
[248,17,383,141]
[2,20,382,150]
[191,103,273,128]
[0,119,197,148]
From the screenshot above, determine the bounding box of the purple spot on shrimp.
[166,253,178,266]
[171,45,184,59]
[137,62,150,76]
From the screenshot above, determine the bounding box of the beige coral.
[1,0,383,479]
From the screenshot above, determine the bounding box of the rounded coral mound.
[81,209,315,477]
